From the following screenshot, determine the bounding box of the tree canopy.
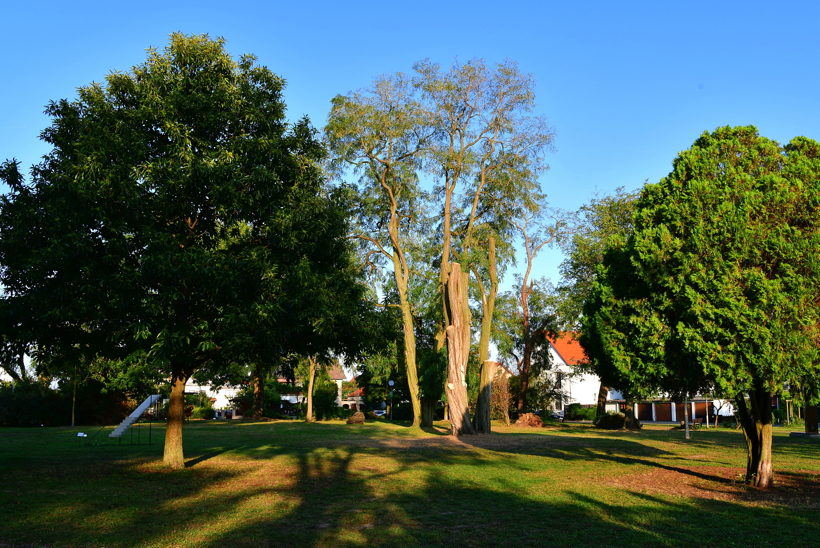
[0,33,376,468]
[580,126,820,488]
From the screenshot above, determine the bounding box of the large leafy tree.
[0,34,363,468]
[581,126,820,488]
[496,202,570,413]
[415,58,554,435]
[325,74,433,426]
[325,59,554,434]
[558,186,639,326]
[558,187,639,417]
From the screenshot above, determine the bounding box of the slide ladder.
[109,394,162,438]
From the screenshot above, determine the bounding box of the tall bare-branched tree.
[414,59,554,435]
[326,75,434,426]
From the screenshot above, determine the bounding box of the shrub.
[565,403,596,421]
[186,392,215,420]
[312,381,342,420]
[191,406,216,420]
[0,382,65,426]
[0,380,137,427]
[596,412,627,430]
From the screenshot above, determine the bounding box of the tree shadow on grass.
[195,447,820,547]
[185,448,235,467]
[2,422,819,548]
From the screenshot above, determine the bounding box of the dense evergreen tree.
[581,126,820,487]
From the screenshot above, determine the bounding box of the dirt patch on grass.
[610,465,820,506]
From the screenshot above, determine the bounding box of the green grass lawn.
[1,419,818,547]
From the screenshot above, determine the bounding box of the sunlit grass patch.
[0,419,818,547]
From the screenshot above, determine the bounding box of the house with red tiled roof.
[546,333,602,412]
[548,333,736,425]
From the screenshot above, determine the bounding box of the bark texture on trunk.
[164,366,191,469]
[736,388,774,489]
[683,399,690,440]
[474,238,498,434]
[253,364,265,420]
[421,396,437,427]
[399,299,422,427]
[445,263,475,436]
[595,384,609,421]
[474,361,494,433]
[305,358,317,423]
[623,401,641,430]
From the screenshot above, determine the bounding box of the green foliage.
[312,378,342,421]
[185,391,215,420]
[231,378,285,418]
[0,32,377,395]
[565,403,596,421]
[0,380,135,426]
[355,339,410,409]
[417,346,447,402]
[0,382,65,427]
[391,402,415,421]
[582,126,820,401]
[558,186,639,330]
[581,126,820,485]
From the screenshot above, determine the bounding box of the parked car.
[549,410,564,421]
[372,410,387,417]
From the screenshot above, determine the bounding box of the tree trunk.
[399,298,422,427]
[595,384,609,421]
[805,404,818,434]
[475,361,495,433]
[516,280,534,414]
[683,398,690,440]
[389,203,422,426]
[623,401,641,430]
[421,396,437,427]
[445,263,475,436]
[517,355,531,414]
[735,388,774,488]
[474,238,498,434]
[164,366,191,469]
[305,358,317,423]
[253,364,265,420]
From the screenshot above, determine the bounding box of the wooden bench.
[679,418,704,429]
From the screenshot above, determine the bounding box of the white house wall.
[185,379,241,410]
[548,345,600,407]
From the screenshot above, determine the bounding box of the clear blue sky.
[3,1,819,284]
